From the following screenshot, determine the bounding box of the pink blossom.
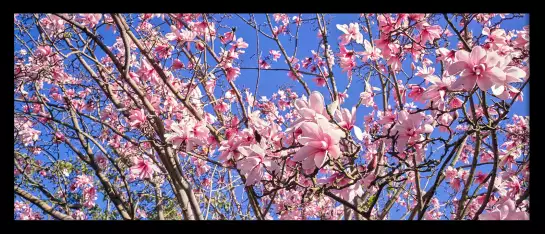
[53,131,65,143]
[130,157,160,180]
[73,175,93,191]
[339,56,356,77]
[415,64,435,79]
[270,50,281,61]
[421,76,455,102]
[165,120,209,151]
[293,118,344,170]
[436,48,456,65]
[172,59,185,70]
[78,14,102,28]
[334,107,357,131]
[195,41,205,51]
[407,84,425,103]
[360,81,380,107]
[292,16,302,26]
[72,210,86,220]
[287,67,302,81]
[192,158,211,176]
[449,97,464,109]
[482,27,507,50]
[360,40,382,61]
[129,109,147,128]
[479,198,528,220]
[336,23,364,45]
[218,136,245,162]
[490,56,526,100]
[447,46,506,91]
[392,110,433,151]
[166,25,197,42]
[259,59,271,69]
[214,101,230,113]
[236,142,270,186]
[419,23,442,44]
[437,113,454,132]
[312,76,327,87]
[387,54,402,72]
[513,26,529,50]
[224,63,241,82]
[338,92,349,104]
[154,44,172,59]
[232,37,249,50]
[219,31,235,44]
[273,13,290,26]
[83,186,97,208]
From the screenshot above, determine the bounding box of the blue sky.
[14,13,529,220]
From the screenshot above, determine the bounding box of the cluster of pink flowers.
[15,117,41,146]
[69,175,97,209]
[13,13,529,220]
[14,201,42,220]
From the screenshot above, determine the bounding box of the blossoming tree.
[14,13,529,220]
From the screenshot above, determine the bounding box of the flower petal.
[293,145,317,161]
[309,91,325,113]
[353,125,364,141]
[450,74,476,91]
[314,151,327,168]
[328,145,342,159]
[486,67,507,82]
[455,50,470,62]
[476,76,494,91]
[505,66,525,81]
[299,122,320,139]
[491,84,505,96]
[470,46,487,65]
[485,51,502,68]
[447,61,468,76]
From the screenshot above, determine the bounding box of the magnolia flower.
[447,46,506,91]
[334,107,358,131]
[360,81,380,107]
[312,76,327,87]
[420,75,455,102]
[165,121,205,151]
[415,64,435,79]
[72,175,93,191]
[293,118,344,170]
[232,37,249,50]
[479,198,529,220]
[436,48,457,65]
[359,40,382,61]
[259,59,271,69]
[336,23,364,45]
[218,136,244,162]
[165,26,197,42]
[214,101,230,113]
[223,63,241,82]
[172,59,185,70]
[491,56,526,100]
[128,109,147,128]
[270,50,281,61]
[287,91,330,135]
[482,27,507,50]
[219,31,235,44]
[392,110,434,151]
[237,141,276,186]
[130,157,160,180]
[419,23,442,44]
[78,14,102,28]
